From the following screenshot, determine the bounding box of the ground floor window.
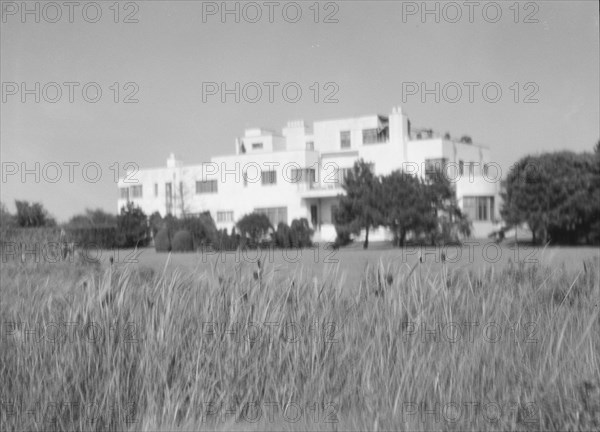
[217,211,234,223]
[463,196,495,221]
[254,207,287,226]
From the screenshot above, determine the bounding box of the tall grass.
[1,251,599,431]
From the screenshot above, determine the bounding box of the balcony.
[298,181,344,198]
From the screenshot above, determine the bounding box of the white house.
[117,106,501,241]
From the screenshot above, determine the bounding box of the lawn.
[1,241,599,431]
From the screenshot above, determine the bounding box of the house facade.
[117,106,501,241]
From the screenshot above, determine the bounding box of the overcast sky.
[1,1,598,222]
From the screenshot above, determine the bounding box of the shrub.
[116,203,149,248]
[274,222,292,248]
[154,228,171,252]
[236,213,272,247]
[171,230,193,252]
[290,218,313,248]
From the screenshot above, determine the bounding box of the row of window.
[119,166,360,200]
[340,128,389,149]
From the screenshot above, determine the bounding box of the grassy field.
[1,242,599,431]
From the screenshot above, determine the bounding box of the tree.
[116,202,149,248]
[67,208,117,228]
[425,169,471,243]
[236,213,273,247]
[14,200,56,227]
[459,135,472,144]
[501,151,598,245]
[335,159,383,249]
[380,171,431,246]
[290,218,313,248]
[0,201,15,228]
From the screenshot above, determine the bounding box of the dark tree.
[14,200,56,227]
[335,159,383,249]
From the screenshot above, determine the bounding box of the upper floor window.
[261,170,277,185]
[252,142,263,150]
[119,187,129,200]
[425,158,448,179]
[362,128,388,144]
[196,180,218,194]
[290,168,316,184]
[306,141,314,150]
[459,160,464,176]
[130,185,143,198]
[340,131,351,149]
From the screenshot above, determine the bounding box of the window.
[196,180,218,194]
[463,196,494,221]
[119,187,129,200]
[130,185,143,198]
[465,162,476,177]
[340,131,351,149]
[459,160,464,176]
[261,170,277,185]
[254,207,287,226]
[290,168,316,184]
[330,167,353,186]
[362,128,388,144]
[306,141,314,150]
[217,211,234,223]
[165,182,172,215]
[154,183,158,197]
[252,142,263,150]
[425,158,448,179]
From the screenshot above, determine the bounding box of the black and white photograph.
[1,1,599,431]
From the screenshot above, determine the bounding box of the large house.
[117,106,501,241]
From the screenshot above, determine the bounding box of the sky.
[1,1,598,222]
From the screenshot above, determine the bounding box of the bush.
[154,228,171,252]
[116,203,149,248]
[237,213,272,247]
[274,223,292,248]
[290,218,313,248]
[171,230,193,252]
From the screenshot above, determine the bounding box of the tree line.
[333,159,471,249]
